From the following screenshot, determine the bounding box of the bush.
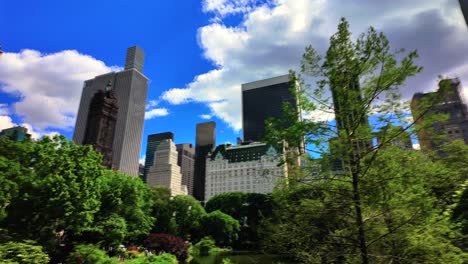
[201,210,240,247]
[0,240,50,263]
[142,233,189,262]
[67,244,116,264]
[192,237,216,256]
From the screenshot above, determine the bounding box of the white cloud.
[146,99,160,110]
[161,0,468,132]
[0,114,57,139]
[412,143,420,150]
[0,49,120,131]
[0,104,9,115]
[139,155,146,165]
[199,114,213,119]
[145,108,169,119]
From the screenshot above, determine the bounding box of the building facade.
[0,126,30,141]
[241,74,298,142]
[73,46,148,176]
[176,143,195,196]
[146,139,187,196]
[193,121,216,201]
[143,132,174,182]
[205,142,287,201]
[411,78,468,151]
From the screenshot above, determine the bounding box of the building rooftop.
[209,142,280,163]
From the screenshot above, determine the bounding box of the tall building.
[146,139,187,196]
[143,132,174,183]
[0,126,30,141]
[176,143,195,196]
[82,83,118,169]
[205,142,287,201]
[73,46,148,176]
[242,74,298,142]
[460,0,468,27]
[411,78,468,151]
[193,121,216,201]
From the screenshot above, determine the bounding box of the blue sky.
[1,0,467,162]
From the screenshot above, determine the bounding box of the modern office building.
[241,74,299,142]
[0,126,30,141]
[461,0,468,27]
[205,142,287,201]
[193,121,216,201]
[411,78,468,151]
[146,139,187,196]
[143,132,174,182]
[176,143,195,196]
[375,125,413,150]
[73,46,148,176]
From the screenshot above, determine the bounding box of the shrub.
[67,244,116,264]
[192,236,216,256]
[0,240,50,263]
[143,233,189,262]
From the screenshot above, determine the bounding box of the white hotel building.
[204,142,287,201]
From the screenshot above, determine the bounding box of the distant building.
[375,125,413,150]
[176,143,195,196]
[73,46,148,176]
[241,74,299,142]
[146,139,187,196]
[0,126,30,141]
[205,142,287,201]
[410,78,468,151]
[143,132,174,183]
[193,121,216,201]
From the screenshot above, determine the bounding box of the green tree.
[169,195,206,241]
[2,136,103,248]
[201,210,240,247]
[0,240,50,264]
[263,17,466,263]
[150,186,175,234]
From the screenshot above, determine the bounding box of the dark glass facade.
[242,78,297,142]
[193,122,216,201]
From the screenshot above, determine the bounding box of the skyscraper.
[242,74,298,142]
[193,121,216,201]
[73,46,148,176]
[143,132,174,183]
[460,0,468,27]
[146,139,187,196]
[176,143,195,196]
[0,126,30,141]
[411,78,468,151]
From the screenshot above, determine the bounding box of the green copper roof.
[209,143,280,163]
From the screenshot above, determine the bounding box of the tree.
[169,195,206,241]
[0,240,50,264]
[150,186,175,234]
[201,210,240,247]
[2,136,103,251]
[142,233,189,262]
[263,17,466,263]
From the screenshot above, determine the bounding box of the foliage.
[169,195,206,240]
[0,240,50,264]
[150,186,175,234]
[93,171,154,243]
[67,244,116,264]
[205,192,273,248]
[191,236,217,256]
[201,210,240,247]
[142,233,189,262]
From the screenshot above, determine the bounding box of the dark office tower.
[411,78,468,151]
[143,132,174,183]
[73,46,148,176]
[193,121,216,201]
[242,74,299,142]
[460,0,468,27]
[176,143,195,196]
[82,84,119,169]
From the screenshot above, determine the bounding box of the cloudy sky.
[0,0,467,160]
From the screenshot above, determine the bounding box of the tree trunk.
[351,162,369,264]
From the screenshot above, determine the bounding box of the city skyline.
[1,0,468,160]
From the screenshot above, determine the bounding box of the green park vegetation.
[0,17,467,264]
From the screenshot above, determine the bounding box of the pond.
[190,251,293,264]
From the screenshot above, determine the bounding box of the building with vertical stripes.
[73,46,148,176]
[176,143,195,196]
[143,132,174,182]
